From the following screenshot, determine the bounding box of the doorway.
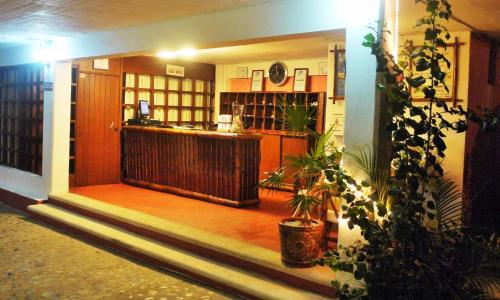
[74,71,121,186]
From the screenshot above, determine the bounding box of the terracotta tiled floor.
[70,184,293,252]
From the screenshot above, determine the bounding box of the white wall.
[0,45,36,66]
[0,61,71,200]
[47,62,72,194]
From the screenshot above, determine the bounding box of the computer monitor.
[138,100,149,118]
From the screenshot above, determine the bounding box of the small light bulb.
[178,48,196,57]
[157,51,177,59]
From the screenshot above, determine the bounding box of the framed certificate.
[166,64,185,77]
[251,70,264,92]
[319,61,328,75]
[237,66,248,78]
[334,49,346,99]
[293,68,308,92]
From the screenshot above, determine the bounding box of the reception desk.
[122,126,262,207]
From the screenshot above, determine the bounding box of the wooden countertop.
[123,126,262,140]
[246,129,310,137]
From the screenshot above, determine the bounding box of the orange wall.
[229,75,327,92]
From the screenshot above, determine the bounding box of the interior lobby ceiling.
[166,31,344,64]
[0,0,276,48]
[0,0,499,51]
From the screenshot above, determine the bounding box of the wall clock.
[268,61,288,86]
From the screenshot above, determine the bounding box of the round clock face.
[268,62,288,86]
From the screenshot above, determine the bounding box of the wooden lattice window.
[0,64,44,175]
[123,73,215,129]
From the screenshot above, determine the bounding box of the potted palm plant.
[261,106,342,266]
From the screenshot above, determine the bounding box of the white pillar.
[42,62,72,195]
[339,0,388,247]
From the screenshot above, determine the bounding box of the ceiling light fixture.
[32,39,69,64]
[178,48,196,57]
[157,51,177,59]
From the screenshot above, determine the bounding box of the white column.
[339,1,387,247]
[42,62,72,195]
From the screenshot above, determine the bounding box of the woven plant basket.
[278,217,323,267]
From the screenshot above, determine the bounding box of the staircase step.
[28,204,330,300]
[47,192,336,298]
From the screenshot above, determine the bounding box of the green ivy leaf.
[425,28,438,41]
[415,58,429,71]
[426,0,439,12]
[348,220,354,230]
[433,135,447,152]
[343,193,356,203]
[423,87,436,99]
[410,76,426,88]
[356,262,368,278]
[365,33,375,42]
[455,120,468,133]
[377,203,387,217]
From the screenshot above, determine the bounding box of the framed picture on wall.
[166,64,185,77]
[410,42,455,99]
[333,49,346,100]
[251,70,264,92]
[319,61,328,75]
[237,66,248,78]
[293,68,309,92]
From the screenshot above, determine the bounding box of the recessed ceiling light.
[178,48,196,57]
[157,51,177,58]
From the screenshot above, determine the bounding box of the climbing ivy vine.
[315,1,500,299]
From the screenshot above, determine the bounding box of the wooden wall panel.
[75,72,121,186]
[259,134,281,180]
[281,136,309,185]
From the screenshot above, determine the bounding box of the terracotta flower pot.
[278,217,323,267]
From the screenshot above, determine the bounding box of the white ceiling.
[168,31,344,64]
[0,0,498,54]
[0,0,276,48]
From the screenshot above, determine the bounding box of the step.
[28,204,330,300]
[47,192,336,298]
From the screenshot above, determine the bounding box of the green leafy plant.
[260,126,342,224]
[429,177,462,231]
[315,1,500,299]
[346,147,391,207]
[282,104,316,133]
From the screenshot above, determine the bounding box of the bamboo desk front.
[122,126,262,207]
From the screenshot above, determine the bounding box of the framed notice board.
[333,48,346,101]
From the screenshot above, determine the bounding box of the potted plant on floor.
[261,123,342,266]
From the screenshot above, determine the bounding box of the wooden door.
[75,72,121,186]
